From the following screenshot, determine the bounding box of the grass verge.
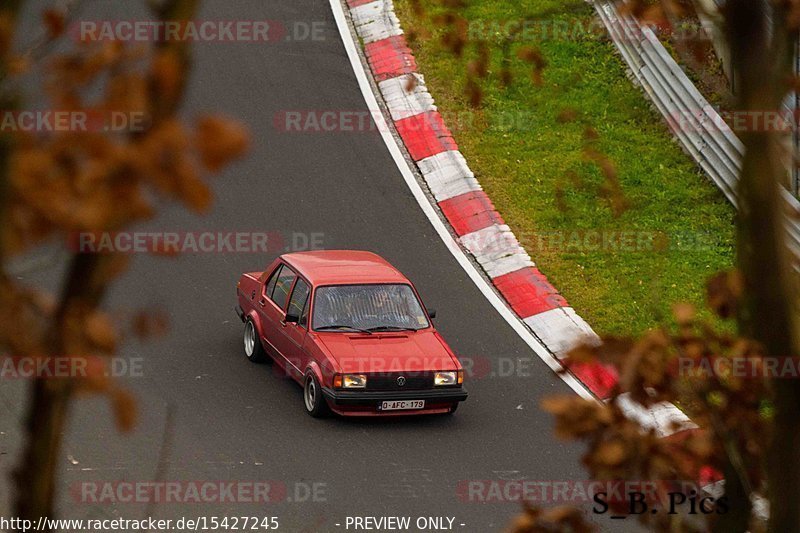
[394,0,736,337]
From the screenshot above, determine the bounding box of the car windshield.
[312,284,429,332]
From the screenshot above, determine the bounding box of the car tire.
[303,372,330,418]
[243,319,268,363]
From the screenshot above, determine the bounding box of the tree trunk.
[725,1,800,531]
[13,253,105,529]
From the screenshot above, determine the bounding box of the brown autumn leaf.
[195,115,250,172]
[516,47,547,86]
[556,108,578,123]
[51,42,126,89]
[464,76,482,108]
[469,42,489,78]
[177,168,213,213]
[673,302,696,326]
[593,439,628,466]
[408,0,425,17]
[554,182,568,213]
[110,386,137,432]
[132,308,170,339]
[404,74,419,92]
[42,9,66,39]
[517,46,539,66]
[542,396,614,438]
[8,55,30,75]
[581,142,629,218]
[508,509,537,533]
[511,505,593,533]
[136,120,191,188]
[106,73,149,116]
[435,13,467,57]
[706,269,743,319]
[93,254,131,286]
[563,342,599,365]
[84,311,117,353]
[151,49,183,104]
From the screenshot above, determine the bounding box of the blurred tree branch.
[0,1,249,528]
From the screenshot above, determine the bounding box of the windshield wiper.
[315,325,373,334]
[366,326,418,332]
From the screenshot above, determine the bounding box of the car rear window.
[263,266,280,298]
[271,266,297,310]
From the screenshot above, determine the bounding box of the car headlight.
[338,374,367,389]
[435,371,460,386]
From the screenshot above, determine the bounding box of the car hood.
[317,330,458,374]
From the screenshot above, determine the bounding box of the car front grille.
[366,372,435,391]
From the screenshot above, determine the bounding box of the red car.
[235,250,467,417]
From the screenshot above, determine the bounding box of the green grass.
[395,0,735,336]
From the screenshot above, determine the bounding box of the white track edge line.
[329,0,595,402]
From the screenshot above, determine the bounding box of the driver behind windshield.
[313,284,429,331]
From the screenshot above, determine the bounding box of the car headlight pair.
[334,370,464,389]
[434,370,464,386]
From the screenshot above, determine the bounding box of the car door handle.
[280,320,288,327]
[258,299,266,307]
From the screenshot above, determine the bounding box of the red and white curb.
[338,0,703,445]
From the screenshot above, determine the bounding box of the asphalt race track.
[0,1,643,531]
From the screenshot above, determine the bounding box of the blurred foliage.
[0,0,249,524]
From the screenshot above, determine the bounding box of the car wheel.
[243,319,268,363]
[303,372,330,418]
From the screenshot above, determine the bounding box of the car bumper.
[321,387,468,407]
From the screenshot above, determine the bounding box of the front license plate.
[380,400,425,411]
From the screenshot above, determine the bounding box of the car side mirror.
[285,312,300,324]
[427,308,437,319]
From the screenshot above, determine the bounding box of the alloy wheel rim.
[244,322,255,356]
[304,377,316,411]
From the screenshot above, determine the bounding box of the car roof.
[280,250,410,286]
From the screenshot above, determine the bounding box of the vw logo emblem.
[396,376,406,387]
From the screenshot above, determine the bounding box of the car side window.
[263,265,281,299]
[287,279,310,327]
[271,266,297,311]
